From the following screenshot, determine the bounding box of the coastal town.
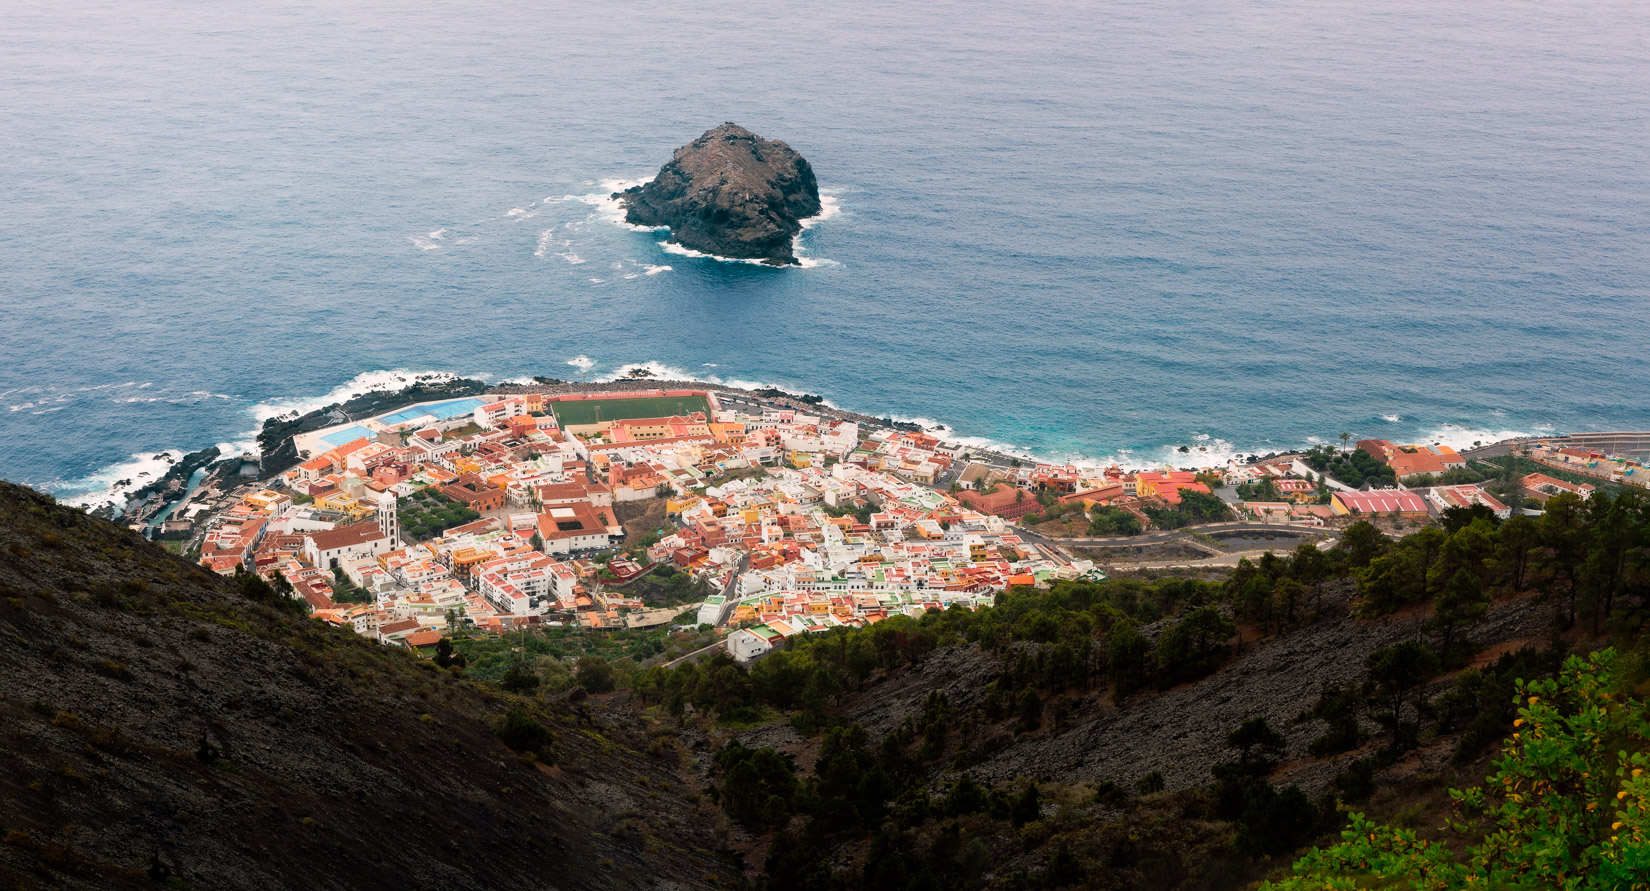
[152,385,1649,665]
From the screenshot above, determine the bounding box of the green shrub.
[495,709,554,759]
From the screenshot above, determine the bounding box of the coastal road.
[1105,536,1340,571]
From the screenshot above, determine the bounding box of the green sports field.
[549,394,711,427]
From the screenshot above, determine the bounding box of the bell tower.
[378,498,399,543]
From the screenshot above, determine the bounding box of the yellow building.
[609,416,712,442]
[450,547,490,581]
[314,492,375,520]
[666,495,703,516]
[243,489,288,513]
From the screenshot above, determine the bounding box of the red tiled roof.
[308,522,387,552]
[1335,490,1427,514]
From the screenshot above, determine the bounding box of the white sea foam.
[533,230,584,263]
[11,392,83,412]
[249,369,467,425]
[577,174,840,267]
[1142,437,1248,470]
[643,264,671,275]
[564,178,662,232]
[888,414,950,431]
[657,241,787,267]
[799,193,842,229]
[428,228,446,239]
[506,208,528,217]
[656,238,839,269]
[566,356,597,373]
[408,235,441,251]
[595,360,704,383]
[792,193,843,267]
[1412,422,1541,452]
[53,449,185,508]
[1382,414,1401,423]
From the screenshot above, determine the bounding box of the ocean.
[2,0,1647,507]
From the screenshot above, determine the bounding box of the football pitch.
[549,394,711,427]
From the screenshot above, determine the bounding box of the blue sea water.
[2,0,1647,505]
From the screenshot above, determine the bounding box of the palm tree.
[1339,432,1351,454]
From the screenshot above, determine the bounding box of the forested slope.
[634,496,1650,889]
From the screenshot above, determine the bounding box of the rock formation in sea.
[616,123,821,266]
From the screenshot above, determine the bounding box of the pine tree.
[1429,567,1488,657]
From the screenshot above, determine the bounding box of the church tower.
[378,498,399,543]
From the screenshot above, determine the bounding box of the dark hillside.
[738,582,1550,796]
[0,482,736,891]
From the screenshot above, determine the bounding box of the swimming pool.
[319,425,377,447]
[375,397,486,427]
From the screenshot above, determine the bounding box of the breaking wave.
[574,174,841,269]
[54,450,185,508]
[564,178,661,232]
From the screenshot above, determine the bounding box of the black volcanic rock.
[617,123,821,266]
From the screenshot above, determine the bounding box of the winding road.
[1032,520,1327,547]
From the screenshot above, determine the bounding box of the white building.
[727,625,780,662]
[304,522,392,571]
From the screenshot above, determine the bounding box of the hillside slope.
[738,583,1549,796]
[0,482,736,891]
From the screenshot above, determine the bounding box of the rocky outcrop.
[617,123,821,266]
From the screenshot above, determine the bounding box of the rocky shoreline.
[226,372,1542,501]
[242,374,943,483]
[96,446,221,524]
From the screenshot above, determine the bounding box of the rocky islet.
[617,123,822,266]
